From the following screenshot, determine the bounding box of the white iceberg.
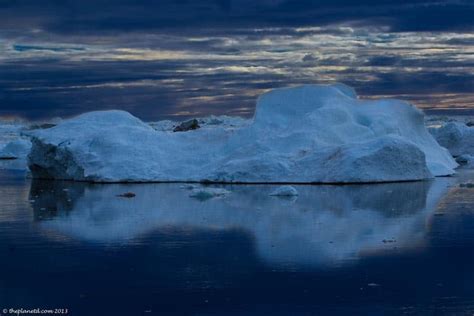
[27,84,457,183]
[429,122,474,157]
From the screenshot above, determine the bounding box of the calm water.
[0,169,473,315]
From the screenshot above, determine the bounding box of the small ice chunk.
[180,184,197,190]
[367,283,380,287]
[269,185,299,197]
[189,187,230,200]
[173,119,200,132]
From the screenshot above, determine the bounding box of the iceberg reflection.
[29,177,455,267]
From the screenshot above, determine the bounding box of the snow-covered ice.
[27,83,457,183]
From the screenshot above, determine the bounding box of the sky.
[0,0,473,121]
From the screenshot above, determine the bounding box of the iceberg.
[429,122,474,157]
[0,122,31,169]
[27,84,457,183]
[0,139,31,160]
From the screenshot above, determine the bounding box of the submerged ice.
[27,84,457,183]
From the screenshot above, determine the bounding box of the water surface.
[1,169,473,315]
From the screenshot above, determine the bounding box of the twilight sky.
[1,0,473,121]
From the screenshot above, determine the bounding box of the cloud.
[1,0,473,35]
[0,1,473,120]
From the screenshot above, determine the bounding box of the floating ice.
[27,84,457,183]
[189,187,230,200]
[0,139,31,160]
[430,122,474,157]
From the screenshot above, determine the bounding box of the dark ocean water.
[0,169,473,316]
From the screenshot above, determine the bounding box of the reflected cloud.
[29,178,455,268]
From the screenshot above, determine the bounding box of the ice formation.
[0,139,31,159]
[0,122,31,169]
[149,115,250,132]
[189,187,230,200]
[27,84,457,183]
[429,122,474,157]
